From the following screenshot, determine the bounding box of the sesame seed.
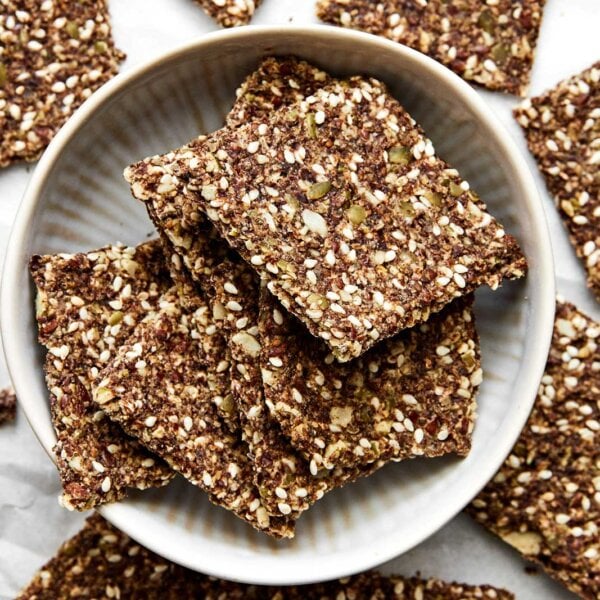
[278,502,292,515]
[246,141,260,153]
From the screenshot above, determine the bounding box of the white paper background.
[0,1,598,597]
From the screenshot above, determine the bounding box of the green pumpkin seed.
[477,9,495,34]
[346,204,367,225]
[65,21,80,39]
[307,180,331,200]
[388,146,412,165]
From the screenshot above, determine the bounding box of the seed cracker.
[467,300,600,600]
[0,0,124,167]
[159,236,239,432]
[514,63,600,300]
[30,241,174,511]
[93,287,293,538]
[316,0,546,96]
[162,217,382,518]
[228,56,331,127]
[0,387,17,425]
[213,255,383,518]
[193,0,261,28]
[126,72,525,362]
[261,293,480,471]
[125,57,329,296]
[16,513,515,599]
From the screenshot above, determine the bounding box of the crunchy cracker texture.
[229,56,331,127]
[126,67,525,362]
[261,292,479,471]
[0,0,124,167]
[30,242,174,511]
[213,257,382,518]
[159,222,382,519]
[17,514,515,599]
[514,63,600,300]
[159,236,240,432]
[0,387,17,425]
[194,0,261,27]
[468,300,600,600]
[93,286,293,538]
[316,0,545,96]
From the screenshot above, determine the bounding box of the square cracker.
[126,70,526,362]
[468,300,600,600]
[193,0,261,28]
[316,0,546,96]
[93,286,293,538]
[30,241,174,510]
[0,387,17,426]
[16,513,515,599]
[261,292,480,471]
[514,63,600,300]
[0,0,124,167]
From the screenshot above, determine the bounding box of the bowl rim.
[1,24,556,585]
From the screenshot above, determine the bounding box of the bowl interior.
[2,27,554,584]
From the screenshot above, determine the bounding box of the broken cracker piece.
[514,62,600,300]
[193,0,261,28]
[127,72,525,362]
[262,292,479,471]
[16,513,515,599]
[30,241,174,511]
[0,0,124,167]
[93,286,293,538]
[0,387,17,425]
[317,0,546,96]
[468,300,600,600]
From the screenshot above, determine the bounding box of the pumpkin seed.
[307,180,331,200]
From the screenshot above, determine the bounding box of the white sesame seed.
[278,502,292,515]
[92,461,105,473]
[453,273,466,288]
[144,416,157,427]
[101,477,111,493]
[269,356,283,368]
[246,141,260,153]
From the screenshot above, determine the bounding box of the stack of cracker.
[31,57,526,538]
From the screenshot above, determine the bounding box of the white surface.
[0,0,597,597]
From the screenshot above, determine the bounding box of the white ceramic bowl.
[1,26,554,585]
